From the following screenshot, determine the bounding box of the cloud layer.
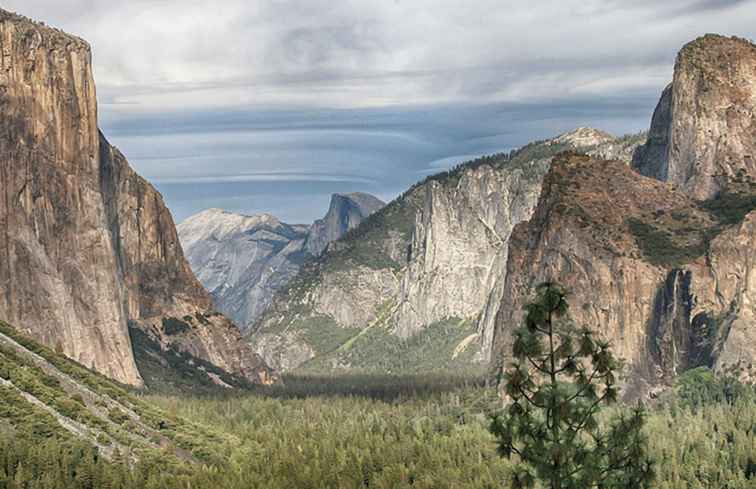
[4,0,755,222]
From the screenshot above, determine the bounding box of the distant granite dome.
[305,193,386,255]
[178,193,385,331]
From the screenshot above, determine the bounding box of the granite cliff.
[178,193,384,331]
[634,35,756,199]
[493,35,756,396]
[250,130,645,372]
[0,9,274,388]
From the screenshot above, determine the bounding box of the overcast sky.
[5,0,756,222]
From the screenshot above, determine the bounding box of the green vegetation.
[628,177,756,267]
[492,283,653,488]
[0,320,241,469]
[627,217,710,267]
[700,178,756,225]
[1,356,754,488]
[296,318,484,375]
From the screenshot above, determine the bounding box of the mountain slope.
[0,9,274,387]
[177,193,385,331]
[0,319,231,463]
[178,210,310,330]
[250,129,645,372]
[493,35,756,397]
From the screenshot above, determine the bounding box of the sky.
[5,0,756,223]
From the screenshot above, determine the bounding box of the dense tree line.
[1,369,754,489]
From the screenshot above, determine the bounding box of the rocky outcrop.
[251,130,645,372]
[178,194,384,331]
[0,9,274,387]
[493,35,756,397]
[633,35,756,199]
[304,193,385,255]
[490,153,756,397]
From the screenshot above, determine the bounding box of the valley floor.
[1,372,754,488]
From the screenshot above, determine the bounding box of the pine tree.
[491,282,654,489]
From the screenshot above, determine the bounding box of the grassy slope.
[0,320,235,469]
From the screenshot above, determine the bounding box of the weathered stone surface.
[178,210,310,330]
[633,35,756,199]
[0,9,274,387]
[490,153,756,398]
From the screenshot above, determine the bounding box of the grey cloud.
[3,0,755,222]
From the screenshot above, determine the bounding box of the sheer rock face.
[633,35,756,199]
[304,193,385,256]
[177,193,384,332]
[394,158,549,355]
[0,9,275,387]
[251,130,644,372]
[491,154,756,397]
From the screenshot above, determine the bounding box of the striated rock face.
[0,9,274,387]
[394,154,549,355]
[491,153,756,397]
[304,193,385,255]
[633,35,756,199]
[251,130,645,372]
[178,193,384,331]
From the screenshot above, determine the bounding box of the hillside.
[0,319,231,467]
[0,8,274,388]
[249,129,646,373]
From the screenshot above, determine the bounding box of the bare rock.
[0,8,275,387]
[634,35,756,199]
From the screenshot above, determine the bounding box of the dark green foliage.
[0,367,754,488]
[673,367,754,410]
[700,179,756,225]
[627,217,709,266]
[161,317,191,336]
[628,178,756,267]
[491,283,654,488]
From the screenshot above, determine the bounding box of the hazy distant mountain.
[178,193,385,331]
[305,193,386,255]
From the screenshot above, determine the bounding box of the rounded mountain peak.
[553,127,616,148]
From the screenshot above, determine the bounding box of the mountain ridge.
[493,34,756,398]
[178,192,385,331]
